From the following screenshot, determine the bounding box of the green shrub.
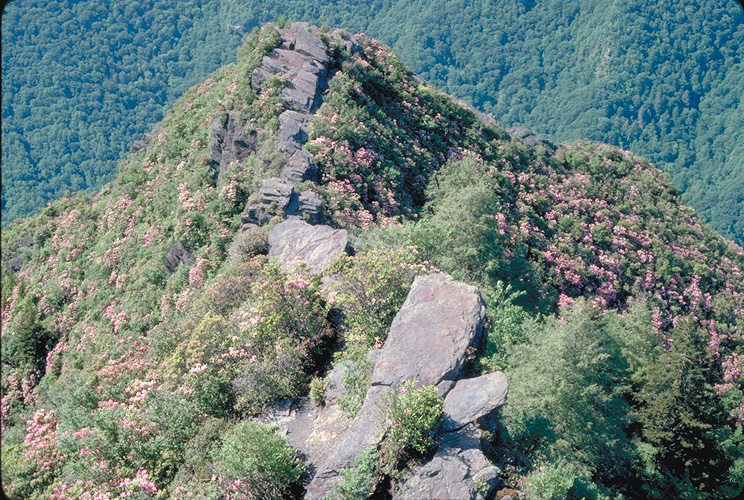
[327,449,380,500]
[380,380,443,473]
[524,461,580,500]
[336,357,372,417]
[325,246,428,353]
[227,227,269,264]
[309,376,328,405]
[213,420,305,499]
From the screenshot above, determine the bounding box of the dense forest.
[2,0,743,244]
[2,24,743,499]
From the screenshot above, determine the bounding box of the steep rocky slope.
[2,23,743,499]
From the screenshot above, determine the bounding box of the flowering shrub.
[308,38,499,228]
[380,380,443,474]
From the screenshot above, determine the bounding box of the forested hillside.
[2,0,743,244]
[2,24,743,499]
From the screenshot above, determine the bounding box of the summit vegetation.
[2,22,743,500]
[2,0,743,245]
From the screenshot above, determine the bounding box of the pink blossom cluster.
[103,301,128,333]
[188,258,209,288]
[24,408,65,470]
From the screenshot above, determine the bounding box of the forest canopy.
[2,0,743,244]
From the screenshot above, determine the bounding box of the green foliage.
[309,376,328,405]
[4,1,742,245]
[477,281,529,372]
[380,380,443,474]
[633,319,741,498]
[325,245,429,352]
[335,357,372,417]
[497,301,639,492]
[1,13,743,500]
[524,460,610,500]
[327,449,380,500]
[213,420,305,499]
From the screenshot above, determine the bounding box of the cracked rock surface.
[304,272,487,499]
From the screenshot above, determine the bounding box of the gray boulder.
[395,424,501,500]
[268,220,349,274]
[305,386,390,500]
[506,126,557,155]
[261,178,294,210]
[282,149,318,183]
[165,240,195,273]
[305,273,487,499]
[394,455,473,500]
[290,23,331,63]
[251,24,329,113]
[371,273,487,388]
[278,110,311,157]
[443,371,508,431]
[240,178,295,228]
[282,63,326,113]
[286,190,324,224]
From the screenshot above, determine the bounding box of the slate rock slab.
[165,240,195,273]
[268,220,349,274]
[395,424,501,500]
[443,371,508,431]
[371,273,487,388]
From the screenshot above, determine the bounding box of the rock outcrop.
[305,273,489,499]
[507,126,558,155]
[371,273,487,388]
[208,110,257,176]
[394,424,501,500]
[164,240,195,273]
[240,23,363,228]
[268,219,349,274]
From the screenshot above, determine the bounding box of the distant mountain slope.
[2,24,743,498]
[2,0,743,244]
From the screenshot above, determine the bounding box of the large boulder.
[371,273,487,388]
[443,371,508,431]
[268,220,349,274]
[305,273,487,499]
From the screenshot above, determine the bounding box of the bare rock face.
[164,240,195,273]
[371,273,487,388]
[394,424,501,500]
[278,111,311,157]
[507,126,557,155]
[241,178,295,228]
[283,149,318,183]
[208,111,256,175]
[251,23,330,114]
[286,190,324,224]
[268,220,349,274]
[442,371,508,431]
